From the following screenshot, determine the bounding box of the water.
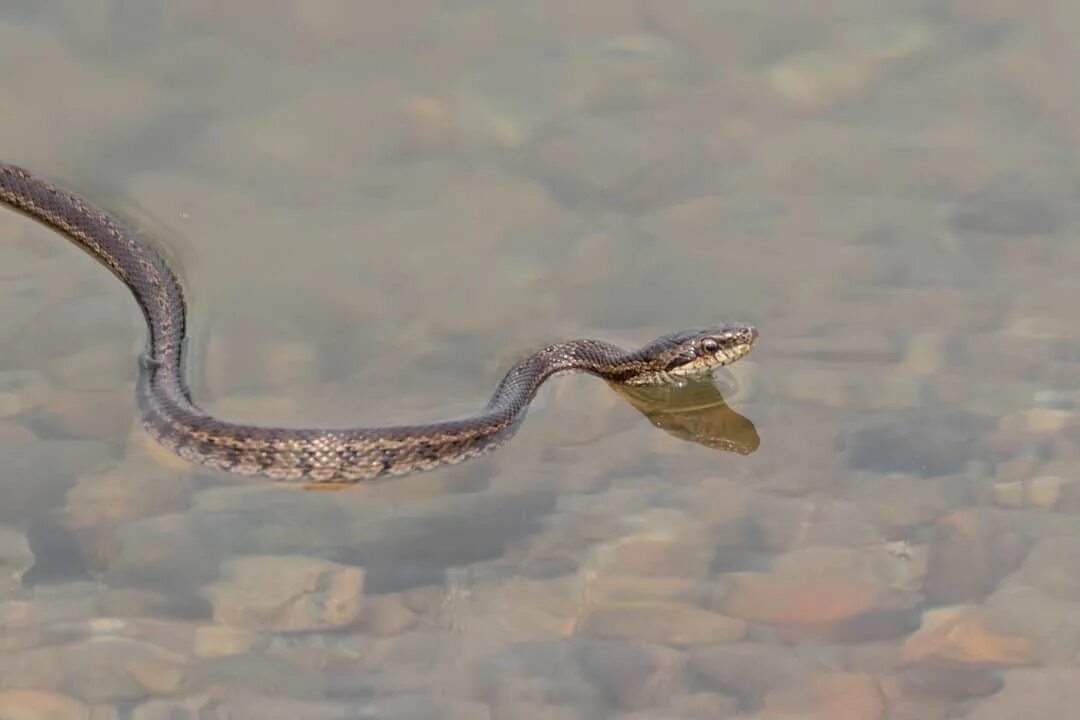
[1,2,1078,717]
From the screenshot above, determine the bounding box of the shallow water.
[1,2,1079,717]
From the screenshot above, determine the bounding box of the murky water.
[1,2,1079,717]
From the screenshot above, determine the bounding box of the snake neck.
[1,163,191,400]
[485,339,642,412]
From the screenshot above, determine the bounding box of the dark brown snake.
[0,162,757,484]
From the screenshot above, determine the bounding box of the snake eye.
[700,338,720,354]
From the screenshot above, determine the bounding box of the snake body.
[0,162,756,483]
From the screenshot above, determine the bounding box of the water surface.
[1,3,1078,717]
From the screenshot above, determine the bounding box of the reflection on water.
[612,373,760,456]
[0,1,1079,718]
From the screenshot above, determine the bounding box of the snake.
[0,161,757,484]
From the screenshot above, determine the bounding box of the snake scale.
[0,161,756,483]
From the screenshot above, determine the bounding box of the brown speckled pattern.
[0,162,756,483]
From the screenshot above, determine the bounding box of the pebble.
[887,665,1002,705]
[902,605,1037,666]
[576,640,687,712]
[96,588,192,620]
[855,473,968,532]
[903,331,951,375]
[775,366,854,409]
[4,637,187,704]
[840,409,994,476]
[591,32,689,102]
[33,388,132,444]
[193,625,260,658]
[50,343,134,393]
[133,696,217,720]
[1032,389,1075,410]
[951,174,1068,236]
[993,475,1076,510]
[769,51,875,111]
[0,22,170,183]
[770,544,925,595]
[475,641,602,709]
[991,480,1026,508]
[61,465,195,570]
[360,594,418,637]
[649,691,740,719]
[584,576,704,606]
[965,669,1080,720]
[0,690,89,720]
[106,512,220,598]
[689,643,807,707]
[127,654,187,695]
[592,529,713,579]
[487,702,578,720]
[1026,475,1072,508]
[189,485,357,552]
[183,653,327,699]
[1009,535,1080,601]
[476,639,684,712]
[762,672,885,720]
[787,605,921,645]
[2,582,98,629]
[984,584,1080,663]
[578,602,746,646]
[716,572,885,626]
[923,508,1030,604]
[0,524,34,598]
[1011,408,1073,433]
[346,696,492,720]
[748,496,883,551]
[204,330,323,403]
[401,95,453,151]
[206,555,365,632]
[136,694,446,720]
[0,370,49,419]
[167,485,559,593]
[774,329,903,365]
[523,118,708,211]
[0,438,116,525]
[447,574,580,640]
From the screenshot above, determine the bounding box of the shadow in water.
[611,372,759,455]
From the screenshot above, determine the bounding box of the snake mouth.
[713,327,757,366]
[684,323,757,375]
[670,342,753,378]
[630,323,757,386]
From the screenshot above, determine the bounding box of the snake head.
[634,323,758,385]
